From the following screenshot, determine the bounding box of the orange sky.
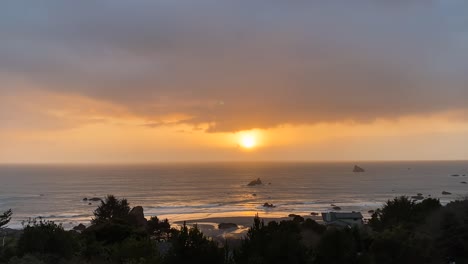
[1,1,468,163]
[1,90,468,163]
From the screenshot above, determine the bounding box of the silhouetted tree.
[92,195,130,224]
[236,215,309,264]
[0,209,12,229]
[165,222,224,264]
[369,196,440,232]
[147,216,171,241]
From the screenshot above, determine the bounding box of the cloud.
[1,0,468,132]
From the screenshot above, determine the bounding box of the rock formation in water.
[263,202,275,208]
[129,206,148,228]
[442,191,452,195]
[248,178,263,186]
[353,165,365,173]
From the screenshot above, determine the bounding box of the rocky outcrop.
[73,223,86,232]
[218,223,238,229]
[82,198,88,201]
[368,210,375,214]
[353,165,365,173]
[461,181,467,184]
[89,197,102,202]
[263,202,275,208]
[333,206,342,210]
[442,191,452,195]
[129,206,148,228]
[451,174,460,177]
[411,195,424,200]
[310,212,319,216]
[248,178,263,186]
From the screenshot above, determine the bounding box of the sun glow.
[240,134,256,149]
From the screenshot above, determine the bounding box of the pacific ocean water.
[0,161,467,229]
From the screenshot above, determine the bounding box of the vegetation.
[1,195,468,263]
[92,195,131,225]
[0,209,12,229]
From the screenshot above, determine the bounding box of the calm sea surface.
[0,161,467,229]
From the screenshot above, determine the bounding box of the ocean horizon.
[1,161,467,229]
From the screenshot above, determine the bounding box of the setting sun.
[240,135,256,149]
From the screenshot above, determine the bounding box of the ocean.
[0,161,467,229]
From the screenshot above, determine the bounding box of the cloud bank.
[1,0,468,132]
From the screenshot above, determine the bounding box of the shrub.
[17,218,78,262]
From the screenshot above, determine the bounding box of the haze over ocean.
[1,161,467,229]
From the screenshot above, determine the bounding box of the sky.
[1,0,468,163]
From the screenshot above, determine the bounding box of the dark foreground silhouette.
[1,195,467,264]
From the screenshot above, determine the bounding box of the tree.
[235,215,309,264]
[92,195,130,224]
[369,196,442,232]
[165,223,224,264]
[1,209,12,248]
[147,216,171,241]
[0,209,12,229]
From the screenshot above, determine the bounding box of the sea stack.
[248,178,263,186]
[353,165,365,173]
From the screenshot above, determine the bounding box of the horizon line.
[1,159,467,166]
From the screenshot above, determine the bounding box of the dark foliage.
[164,223,224,264]
[0,209,12,228]
[92,195,131,224]
[235,215,310,264]
[2,195,467,264]
[368,196,441,231]
[147,216,171,241]
[17,218,79,263]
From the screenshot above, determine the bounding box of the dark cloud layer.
[1,0,468,131]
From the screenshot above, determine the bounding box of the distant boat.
[353,165,365,173]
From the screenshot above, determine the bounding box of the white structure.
[321,212,363,228]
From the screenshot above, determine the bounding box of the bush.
[17,218,78,262]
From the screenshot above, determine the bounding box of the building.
[321,212,363,228]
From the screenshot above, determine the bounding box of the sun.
[240,135,256,149]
